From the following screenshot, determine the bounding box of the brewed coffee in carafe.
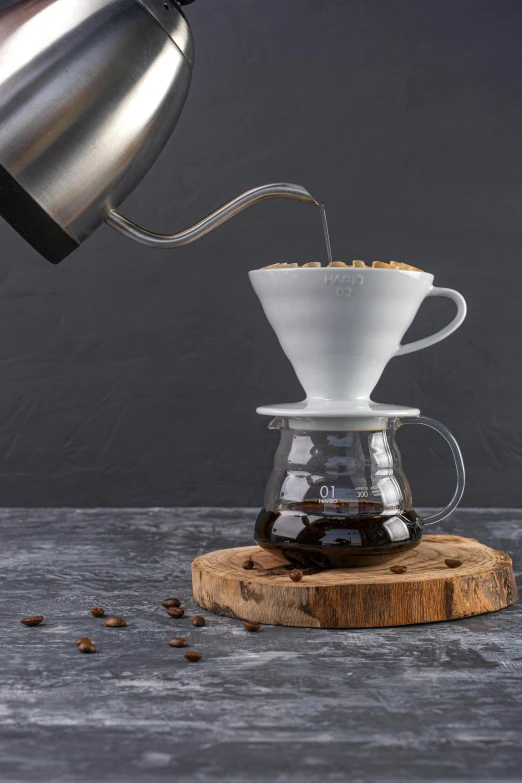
[255,418,425,568]
[255,416,465,567]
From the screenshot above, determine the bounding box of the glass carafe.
[255,416,465,568]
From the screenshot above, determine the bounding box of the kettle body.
[0,0,194,261]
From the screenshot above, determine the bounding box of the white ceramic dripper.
[250,265,468,555]
[249,267,466,421]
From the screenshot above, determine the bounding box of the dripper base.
[257,399,420,421]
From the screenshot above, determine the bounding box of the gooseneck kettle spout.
[105,184,319,249]
[0,1,319,262]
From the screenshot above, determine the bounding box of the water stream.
[319,203,333,265]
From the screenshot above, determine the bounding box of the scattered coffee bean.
[445,558,463,569]
[244,621,260,632]
[76,637,92,646]
[184,651,202,662]
[289,571,303,582]
[91,608,104,617]
[162,597,181,609]
[78,641,96,653]
[105,617,126,627]
[390,565,407,574]
[21,616,44,627]
[192,616,206,627]
[168,637,188,648]
[242,559,254,570]
[166,606,184,619]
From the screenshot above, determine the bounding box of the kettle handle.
[105,183,319,248]
[399,416,466,526]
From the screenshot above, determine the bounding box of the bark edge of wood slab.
[191,535,518,628]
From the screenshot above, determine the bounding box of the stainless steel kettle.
[0,0,317,263]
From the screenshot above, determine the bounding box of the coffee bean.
[105,617,126,627]
[244,621,260,632]
[21,616,43,626]
[76,637,92,646]
[78,641,96,653]
[184,651,202,662]
[289,571,303,582]
[445,558,463,569]
[192,616,206,627]
[162,597,181,609]
[242,559,254,570]
[166,607,184,619]
[168,637,188,648]
[91,608,104,617]
[390,565,407,574]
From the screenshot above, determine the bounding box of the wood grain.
[192,535,518,628]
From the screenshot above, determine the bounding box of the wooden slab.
[192,535,518,628]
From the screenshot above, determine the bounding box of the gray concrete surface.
[0,507,520,782]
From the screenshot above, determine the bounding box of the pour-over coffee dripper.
[249,265,467,567]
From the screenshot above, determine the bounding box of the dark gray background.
[0,0,520,507]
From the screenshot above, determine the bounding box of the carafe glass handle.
[400,416,465,526]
